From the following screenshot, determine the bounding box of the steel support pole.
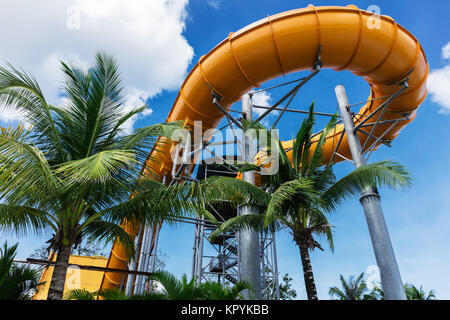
[147,174,167,292]
[335,85,406,300]
[125,225,143,296]
[134,222,152,294]
[272,234,280,300]
[238,93,261,299]
[191,220,200,280]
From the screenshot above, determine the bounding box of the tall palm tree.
[209,104,411,300]
[328,273,378,300]
[0,242,42,300]
[0,52,186,300]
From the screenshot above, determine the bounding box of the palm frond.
[149,270,182,299]
[306,112,338,176]
[63,288,96,300]
[0,242,17,284]
[0,63,65,161]
[293,102,315,174]
[0,204,57,236]
[208,214,278,241]
[81,220,135,258]
[328,286,348,300]
[54,149,137,185]
[0,125,59,206]
[321,160,411,212]
[265,179,318,227]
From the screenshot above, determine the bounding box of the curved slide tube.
[100,5,428,290]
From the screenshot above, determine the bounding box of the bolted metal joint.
[359,191,381,204]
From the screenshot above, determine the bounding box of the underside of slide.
[100,5,428,291]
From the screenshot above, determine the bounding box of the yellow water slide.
[100,5,428,291]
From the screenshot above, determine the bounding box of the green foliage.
[0,52,190,299]
[0,242,42,300]
[328,273,377,300]
[0,52,185,259]
[404,283,436,300]
[278,273,297,300]
[370,282,436,300]
[209,102,411,299]
[64,270,252,300]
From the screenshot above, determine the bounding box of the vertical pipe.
[239,93,261,299]
[147,224,160,292]
[335,85,406,300]
[191,220,200,280]
[195,217,205,285]
[134,224,152,294]
[125,225,143,296]
[272,233,280,300]
[147,174,167,292]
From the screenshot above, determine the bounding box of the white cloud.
[0,0,194,131]
[427,41,450,113]
[249,90,280,127]
[207,0,222,10]
[442,42,450,60]
[250,91,272,117]
[121,89,154,135]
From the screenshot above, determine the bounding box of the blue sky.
[1,0,450,299]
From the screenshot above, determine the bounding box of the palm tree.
[372,283,436,300]
[64,270,252,300]
[209,104,411,300]
[328,273,378,300]
[0,242,42,300]
[0,52,185,300]
[404,284,436,300]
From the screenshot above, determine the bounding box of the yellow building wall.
[33,255,108,300]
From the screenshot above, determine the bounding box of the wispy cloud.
[427,41,450,114]
[207,0,222,10]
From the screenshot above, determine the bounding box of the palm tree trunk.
[297,241,318,300]
[47,244,71,300]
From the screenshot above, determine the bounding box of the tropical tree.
[0,52,186,300]
[279,273,298,300]
[404,284,436,300]
[371,282,436,300]
[209,104,411,300]
[328,273,378,300]
[0,242,42,300]
[64,270,252,300]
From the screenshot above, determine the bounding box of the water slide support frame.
[192,62,321,298]
[335,84,407,300]
[125,176,166,295]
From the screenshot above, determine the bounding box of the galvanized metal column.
[134,222,153,294]
[335,85,406,300]
[239,93,261,299]
[125,225,143,296]
[147,174,167,292]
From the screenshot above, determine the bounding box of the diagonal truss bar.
[270,85,301,129]
[354,83,409,132]
[212,96,243,130]
[363,120,400,160]
[255,67,321,122]
[330,129,345,164]
[358,128,391,147]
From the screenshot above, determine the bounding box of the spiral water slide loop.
[100,5,428,291]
